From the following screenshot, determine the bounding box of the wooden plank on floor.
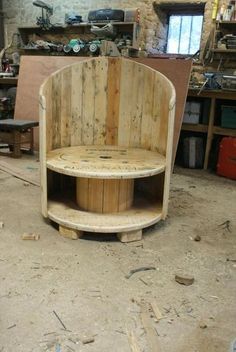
[126,330,141,352]
[140,302,162,352]
[0,160,40,186]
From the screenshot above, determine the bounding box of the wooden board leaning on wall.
[15,56,192,165]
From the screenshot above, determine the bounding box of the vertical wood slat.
[129,64,144,148]
[88,179,104,212]
[127,179,134,208]
[39,94,48,217]
[118,179,128,211]
[82,60,95,145]
[94,58,108,145]
[52,73,62,149]
[158,84,170,155]
[44,78,53,153]
[140,68,155,150]
[71,64,83,146]
[118,179,134,211]
[118,59,135,147]
[106,58,122,145]
[76,178,134,213]
[103,179,119,213]
[76,178,89,210]
[60,67,72,148]
[150,75,161,153]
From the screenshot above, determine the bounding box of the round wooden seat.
[46,145,166,179]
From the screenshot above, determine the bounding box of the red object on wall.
[217,137,236,180]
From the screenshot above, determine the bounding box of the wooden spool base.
[59,224,143,243]
[48,194,163,242]
[76,178,134,213]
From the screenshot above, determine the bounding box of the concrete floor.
[0,155,235,352]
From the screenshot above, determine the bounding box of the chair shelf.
[48,193,163,233]
[46,145,166,179]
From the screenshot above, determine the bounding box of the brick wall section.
[2,0,213,54]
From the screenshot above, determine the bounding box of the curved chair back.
[40,57,175,156]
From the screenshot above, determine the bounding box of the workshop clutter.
[21,3,141,57]
[190,70,236,91]
[0,87,16,120]
[217,34,236,50]
[88,9,125,22]
[216,0,236,21]
[183,101,201,124]
[183,137,204,169]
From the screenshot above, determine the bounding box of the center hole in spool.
[99,155,112,159]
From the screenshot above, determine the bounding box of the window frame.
[0,0,4,49]
[166,13,204,55]
[157,3,205,56]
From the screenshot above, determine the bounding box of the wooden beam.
[0,160,40,186]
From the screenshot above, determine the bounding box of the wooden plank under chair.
[39,57,176,242]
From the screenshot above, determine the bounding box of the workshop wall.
[3,0,213,54]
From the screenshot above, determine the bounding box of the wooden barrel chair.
[39,57,176,242]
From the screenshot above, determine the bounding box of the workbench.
[0,119,39,157]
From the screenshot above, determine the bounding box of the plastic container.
[183,137,204,168]
[221,106,236,128]
[183,101,201,124]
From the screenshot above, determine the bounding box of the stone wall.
[2,0,213,54]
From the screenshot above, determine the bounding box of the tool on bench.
[32,0,53,29]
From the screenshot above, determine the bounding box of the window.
[167,14,203,55]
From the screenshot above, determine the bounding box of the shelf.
[212,49,236,53]
[18,22,137,30]
[18,21,140,52]
[182,123,208,133]
[187,81,236,170]
[216,20,236,25]
[213,126,236,137]
[48,193,163,233]
[188,89,236,100]
[0,77,18,85]
[47,145,166,179]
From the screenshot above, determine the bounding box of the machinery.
[91,23,117,38]
[203,72,222,90]
[32,0,53,30]
[88,9,124,22]
[63,39,86,54]
[221,75,236,90]
[100,40,121,57]
[65,13,83,25]
[88,40,101,54]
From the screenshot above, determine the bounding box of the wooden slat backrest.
[40,57,175,156]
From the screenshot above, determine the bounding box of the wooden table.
[0,119,39,158]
